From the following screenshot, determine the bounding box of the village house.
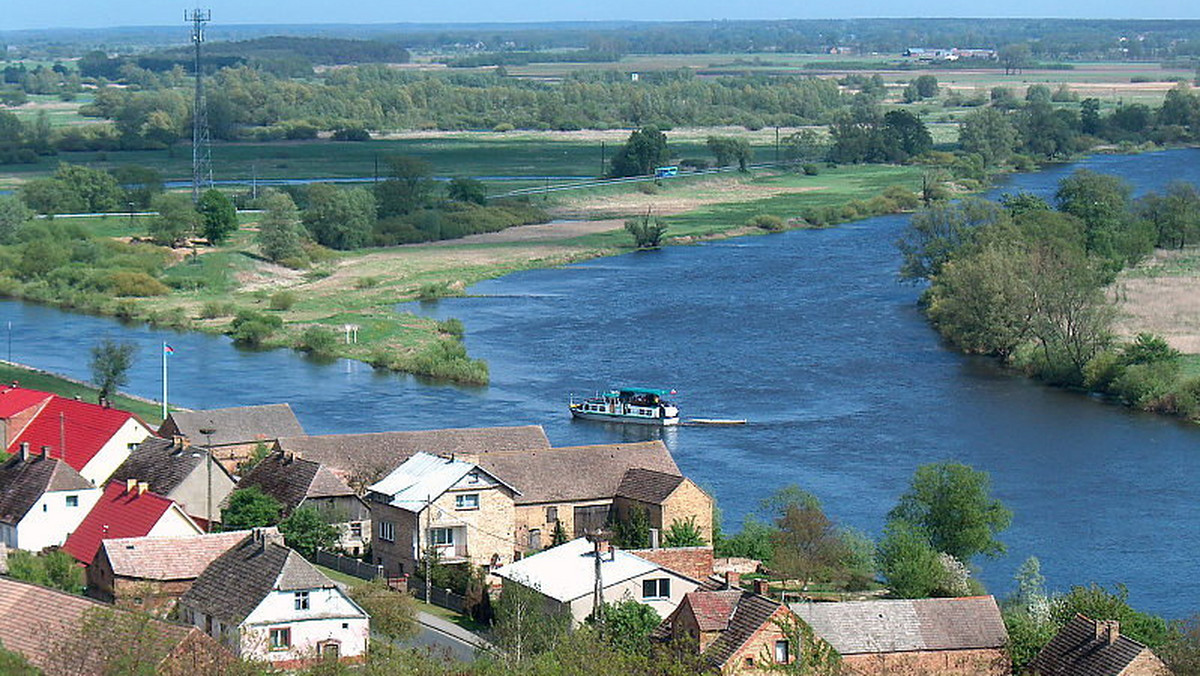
[0,577,233,675]
[0,384,53,448]
[493,537,706,624]
[178,530,370,668]
[367,451,518,576]
[476,441,711,553]
[612,467,715,543]
[790,596,1010,675]
[1030,614,1171,676]
[109,436,237,528]
[63,479,204,564]
[86,530,251,615]
[657,584,802,673]
[0,445,101,551]
[274,424,550,489]
[233,451,370,555]
[627,545,716,581]
[6,390,153,486]
[158,403,305,473]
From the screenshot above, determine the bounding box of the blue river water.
[4,148,1200,617]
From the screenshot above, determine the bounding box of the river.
[4,148,1199,617]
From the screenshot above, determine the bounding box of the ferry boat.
[569,387,680,426]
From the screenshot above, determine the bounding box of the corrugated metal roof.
[367,452,477,511]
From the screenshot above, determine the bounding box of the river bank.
[0,360,165,424]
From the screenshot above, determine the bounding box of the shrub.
[624,213,668,249]
[229,309,283,347]
[355,276,381,289]
[198,300,235,319]
[883,184,921,210]
[103,271,169,297]
[297,325,339,357]
[747,214,785,231]
[492,122,515,132]
[332,127,371,141]
[416,282,458,301]
[636,181,659,195]
[438,318,465,338]
[268,290,296,311]
[802,163,821,176]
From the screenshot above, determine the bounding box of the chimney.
[1096,620,1120,645]
[125,478,138,493]
[40,445,51,458]
[753,579,770,597]
[137,481,149,495]
[20,442,29,462]
[724,571,741,590]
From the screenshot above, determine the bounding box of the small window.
[775,640,790,663]
[270,627,291,651]
[641,578,670,600]
[745,657,755,668]
[350,522,362,538]
[528,529,541,549]
[455,493,479,510]
[546,506,558,523]
[467,472,480,484]
[429,527,454,546]
[379,521,395,543]
[294,591,310,611]
[65,495,79,507]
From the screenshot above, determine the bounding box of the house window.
[429,527,454,546]
[528,529,542,549]
[350,522,363,538]
[65,495,79,507]
[467,472,480,484]
[774,640,790,663]
[745,657,755,668]
[641,578,670,600]
[269,627,291,651]
[294,591,310,610]
[205,615,213,635]
[546,506,557,523]
[455,493,479,510]
[379,521,395,543]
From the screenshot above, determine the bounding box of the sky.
[4,0,1200,32]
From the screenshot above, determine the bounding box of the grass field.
[0,361,164,424]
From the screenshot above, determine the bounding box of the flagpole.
[161,342,168,420]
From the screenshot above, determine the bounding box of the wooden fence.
[314,550,384,581]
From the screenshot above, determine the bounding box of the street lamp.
[199,423,216,533]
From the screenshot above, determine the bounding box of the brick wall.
[661,479,714,542]
[1122,649,1171,676]
[841,648,1009,675]
[628,546,714,580]
[513,499,611,554]
[113,578,196,618]
[724,606,794,673]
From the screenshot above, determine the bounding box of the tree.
[447,177,487,205]
[148,192,202,247]
[111,165,164,210]
[493,581,570,664]
[925,241,1035,358]
[896,197,1004,281]
[767,488,850,592]
[346,578,418,641]
[53,163,124,213]
[663,517,706,547]
[256,190,306,264]
[877,520,946,599]
[609,126,669,177]
[302,184,375,250]
[197,189,238,245]
[0,195,32,244]
[221,487,282,529]
[913,74,939,99]
[90,339,136,405]
[707,135,753,171]
[1000,43,1032,75]
[958,107,1017,167]
[764,614,843,675]
[278,506,339,557]
[888,462,1012,563]
[881,109,932,161]
[597,600,661,655]
[376,155,434,217]
[551,519,569,546]
[716,514,776,562]
[625,211,668,249]
[19,177,86,215]
[1051,584,1175,648]
[614,505,651,548]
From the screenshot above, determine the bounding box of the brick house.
[86,530,250,615]
[1030,614,1171,676]
[0,446,101,551]
[493,537,706,624]
[628,545,715,580]
[232,451,371,555]
[274,424,550,490]
[612,468,715,542]
[109,436,237,528]
[158,403,305,473]
[8,393,153,486]
[63,480,204,564]
[658,586,803,673]
[0,577,234,675]
[178,530,370,669]
[476,441,710,553]
[790,596,1010,675]
[367,452,518,576]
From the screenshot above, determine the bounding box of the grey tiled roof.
[615,467,685,504]
[1030,614,1155,676]
[161,404,304,447]
[0,454,91,525]
[179,533,334,624]
[789,596,1008,654]
[478,441,680,505]
[275,425,550,484]
[110,437,227,497]
[234,452,356,513]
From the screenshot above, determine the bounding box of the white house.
[493,537,704,624]
[179,530,370,668]
[9,396,154,487]
[62,479,204,564]
[0,449,102,551]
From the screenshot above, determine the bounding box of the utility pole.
[186,8,213,203]
[599,141,606,178]
[424,494,433,605]
[199,424,216,532]
[586,529,608,624]
[775,126,780,165]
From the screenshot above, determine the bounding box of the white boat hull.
[570,408,680,426]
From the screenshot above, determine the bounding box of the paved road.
[398,611,494,661]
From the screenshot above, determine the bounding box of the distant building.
[158,404,305,473]
[1030,614,1170,676]
[63,480,203,564]
[0,447,100,551]
[178,530,370,669]
[109,436,236,527]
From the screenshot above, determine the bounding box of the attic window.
[294,591,310,611]
[774,640,790,664]
[65,495,78,508]
[467,472,480,484]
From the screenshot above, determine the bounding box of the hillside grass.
[0,362,164,424]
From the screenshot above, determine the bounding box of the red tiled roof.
[0,385,52,419]
[685,590,742,631]
[63,481,188,564]
[10,396,146,473]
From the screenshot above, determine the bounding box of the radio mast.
[186,8,213,202]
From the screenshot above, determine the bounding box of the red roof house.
[0,385,53,448]
[63,480,203,564]
[8,394,153,486]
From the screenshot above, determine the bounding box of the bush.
[297,325,339,357]
[801,163,821,176]
[268,290,296,311]
[883,185,921,210]
[198,300,235,319]
[332,127,371,141]
[402,338,489,384]
[492,122,515,132]
[438,318,465,338]
[229,309,283,347]
[355,276,381,289]
[103,271,169,297]
[636,182,659,195]
[747,214,785,231]
[624,213,668,249]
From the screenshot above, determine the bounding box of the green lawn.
[0,362,164,424]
